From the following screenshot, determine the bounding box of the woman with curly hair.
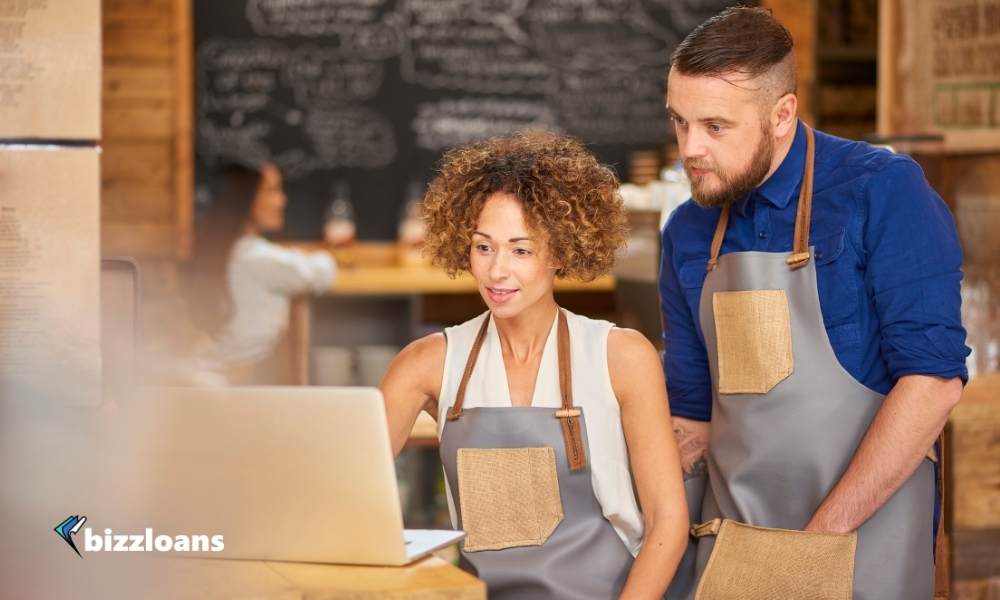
[380,131,687,599]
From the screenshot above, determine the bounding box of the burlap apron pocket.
[712,290,794,394]
[457,447,564,552]
[693,519,856,600]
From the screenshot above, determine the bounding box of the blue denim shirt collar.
[734,120,806,217]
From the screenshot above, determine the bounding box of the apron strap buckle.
[556,410,587,472]
[691,518,723,538]
[786,251,811,269]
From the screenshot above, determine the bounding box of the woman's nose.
[489,253,509,280]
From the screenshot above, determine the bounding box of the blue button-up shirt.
[660,121,970,422]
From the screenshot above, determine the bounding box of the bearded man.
[659,7,969,600]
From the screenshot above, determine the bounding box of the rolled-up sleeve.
[660,218,713,421]
[863,158,970,383]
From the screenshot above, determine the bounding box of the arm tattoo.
[674,423,709,480]
[684,457,707,480]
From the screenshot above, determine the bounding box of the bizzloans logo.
[54,515,224,557]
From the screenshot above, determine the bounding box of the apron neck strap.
[446,309,587,471]
[445,314,492,421]
[706,205,731,272]
[787,124,816,268]
[707,123,816,272]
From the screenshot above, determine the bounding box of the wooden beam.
[877,0,899,137]
[173,0,194,261]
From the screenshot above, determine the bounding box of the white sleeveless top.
[437,309,644,556]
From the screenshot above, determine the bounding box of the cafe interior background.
[0,0,998,597]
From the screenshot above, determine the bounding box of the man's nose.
[679,129,708,160]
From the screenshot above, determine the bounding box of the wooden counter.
[334,263,613,295]
[297,241,614,295]
[278,242,615,386]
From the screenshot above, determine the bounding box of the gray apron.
[673,125,936,599]
[439,310,634,599]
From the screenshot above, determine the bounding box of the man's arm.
[672,416,710,480]
[805,374,960,533]
[806,158,969,533]
[659,211,715,477]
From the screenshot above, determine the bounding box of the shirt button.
[757,231,767,239]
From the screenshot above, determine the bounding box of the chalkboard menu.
[195,0,745,239]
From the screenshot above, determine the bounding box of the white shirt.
[214,235,335,365]
[437,309,645,556]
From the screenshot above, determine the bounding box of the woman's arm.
[379,333,446,456]
[243,241,336,296]
[609,328,689,600]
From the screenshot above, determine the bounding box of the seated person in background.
[380,131,688,599]
[185,162,335,384]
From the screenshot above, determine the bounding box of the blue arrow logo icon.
[54,515,86,557]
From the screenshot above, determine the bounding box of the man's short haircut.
[671,6,796,96]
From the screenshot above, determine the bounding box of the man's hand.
[805,374,961,534]
[672,416,710,480]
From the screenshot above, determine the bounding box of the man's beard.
[685,129,775,209]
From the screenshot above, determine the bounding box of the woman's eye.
[475,243,492,253]
[513,248,532,256]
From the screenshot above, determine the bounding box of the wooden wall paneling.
[104,65,174,101]
[101,224,184,263]
[103,102,174,139]
[103,0,172,16]
[101,0,193,260]
[763,0,819,124]
[102,16,173,61]
[102,142,173,187]
[103,186,174,221]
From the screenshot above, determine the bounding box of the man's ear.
[771,93,798,137]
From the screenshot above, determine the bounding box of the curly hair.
[422,130,628,281]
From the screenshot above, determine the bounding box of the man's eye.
[708,123,722,133]
[670,115,687,127]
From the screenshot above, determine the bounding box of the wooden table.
[89,554,485,600]
[264,555,484,599]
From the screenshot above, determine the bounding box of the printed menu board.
[0,146,100,405]
[0,0,100,140]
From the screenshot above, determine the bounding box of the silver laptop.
[106,386,463,566]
